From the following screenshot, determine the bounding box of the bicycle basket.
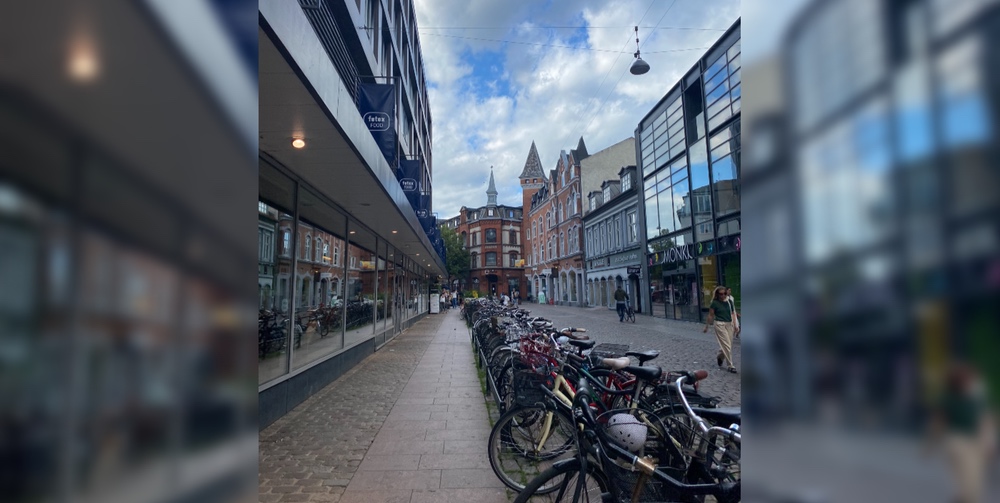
[511,364,554,407]
[590,343,630,359]
[661,413,741,484]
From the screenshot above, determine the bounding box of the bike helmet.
[607,413,647,454]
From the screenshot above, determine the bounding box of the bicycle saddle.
[626,349,660,365]
[566,339,596,351]
[624,365,662,382]
[599,357,631,371]
[692,407,741,425]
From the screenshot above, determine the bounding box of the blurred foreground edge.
[741,0,1000,501]
[0,1,258,503]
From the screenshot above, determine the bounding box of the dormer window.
[603,186,611,203]
[621,171,632,192]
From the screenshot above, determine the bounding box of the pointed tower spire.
[518,141,546,181]
[486,167,498,207]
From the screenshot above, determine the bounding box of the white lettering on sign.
[364,112,391,131]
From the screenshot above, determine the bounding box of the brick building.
[442,170,524,297]
[520,138,589,305]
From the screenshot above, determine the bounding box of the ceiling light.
[416,253,419,256]
[68,36,99,82]
[349,231,356,235]
[291,138,306,149]
[392,230,398,234]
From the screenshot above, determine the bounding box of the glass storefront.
[258,160,431,386]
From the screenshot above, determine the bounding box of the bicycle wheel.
[512,458,609,503]
[627,309,636,323]
[488,404,577,493]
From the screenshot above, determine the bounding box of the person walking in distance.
[726,287,740,339]
[614,285,629,323]
[704,286,737,373]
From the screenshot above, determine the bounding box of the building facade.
[583,166,644,312]
[521,139,589,305]
[442,171,524,297]
[259,0,445,428]
[636,19,741,323]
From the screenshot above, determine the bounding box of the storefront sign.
[648,244,694,265]
[627,266,641,275]
[696,240,716,257]
[358,83,396,168]
[610,250,641,265]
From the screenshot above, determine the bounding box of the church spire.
[486,167,498,207]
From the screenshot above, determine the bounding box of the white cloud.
[414,0,741,218]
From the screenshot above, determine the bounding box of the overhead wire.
[580,0,681,135]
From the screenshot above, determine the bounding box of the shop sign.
[589,257,609,269]
[696,240,716,257]
[718,235,741,253]
[627,266,641,275]
[648,244,694,265]
[610,250,641,265]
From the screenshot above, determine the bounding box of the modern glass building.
[258,0,444,428]
[636,19,742,323]
[774,0,1000,423]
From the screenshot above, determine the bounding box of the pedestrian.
[502,293,510,307]
[513,289,519,306]
[726,287,740,339]
[927,362,996,503]
[451,291,458,309]
[703,285,737,373]
[614,285,629,322]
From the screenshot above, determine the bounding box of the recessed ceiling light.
[391,230,397,234]
[416,253,419,256]
[291,138,306,149]
[349,231,356,234]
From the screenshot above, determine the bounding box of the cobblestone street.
[516,303,741,406]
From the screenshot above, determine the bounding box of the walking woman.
[703,285,737,373]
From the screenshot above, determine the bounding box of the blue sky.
[413,0,742,218]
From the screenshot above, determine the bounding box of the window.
[548,239,553,259]
[627,212,637,243]
[486,252,497,266]
[350,255,357,269]
[486,229,497,243]
[322,241,330,263]
[603,186,611,202]
[304,234,312,260]
[472,232,478,246]
[316,239,323,263]
[333,244,340,265]
[281,229,291,257]
[509,230,517,244]
[488,209,494,216]
[509,253,518,267]
[471,252,479,268]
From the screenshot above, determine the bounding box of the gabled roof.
[518,141,547,180]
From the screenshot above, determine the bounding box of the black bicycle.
[624,304,636,323]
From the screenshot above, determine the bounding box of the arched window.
[333,244,340,265]
[304,234,311,261]
[323,241,330,263]
[282,229,291,257]
[316,239,323,263]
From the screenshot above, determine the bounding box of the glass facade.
[258,160,431,387]
[638,22,741,323]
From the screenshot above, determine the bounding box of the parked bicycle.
[513,371,740,502]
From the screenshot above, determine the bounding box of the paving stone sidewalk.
[259,310,509,503]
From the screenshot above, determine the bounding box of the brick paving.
[519,303,741,406]
[259,310,510,503]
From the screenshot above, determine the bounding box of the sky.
[413,0,742,219]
